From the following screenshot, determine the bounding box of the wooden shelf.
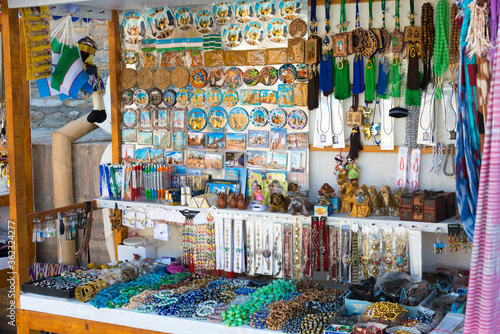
[309,145,445,154]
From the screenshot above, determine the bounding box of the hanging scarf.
[334,0,351,100]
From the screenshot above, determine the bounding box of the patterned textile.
[29,262,79,282]
[464,25,500,333]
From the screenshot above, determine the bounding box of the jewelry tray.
[22,276,76,299]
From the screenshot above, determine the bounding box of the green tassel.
[331,52,336,89]
[435,87,442,99]
[405,88,421,106]
[334,59,351,100]
[365,57,376,103]
[389,57,401,98]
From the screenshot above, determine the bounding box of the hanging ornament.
[377,0,389,100]
[449,3,460,86]
[351,0,365,96]
[319,0,334,96]
[347,95,364,159]
[420,2,435,90]
[404,0,421,107]
[433,0,450,99]
[334,0,351,101]
[306,0,321,109]
[364,0,377,104]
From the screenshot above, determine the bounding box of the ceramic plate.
[187,108,207,132]
[244,21,265,46]
[243,68,260,86]
[177,89,192,106]
[208,69,225,87]
[255,0,276,21]
[213,2,233,24]
[268,108,287,128]
[279,0,301,20]
[175,7,193,30]
[191,89,207,107]
[163,89,176,106]
[149,88,163,106]
[207,88,223,106]
[250,107,268,127]
[289,18,307,38]
[228,107,249,131]
[146,7,175,39]
[235,0,254,23]
[258,66,279,86]
[278,64,297,84]
[208,107,228,131]
[121,11,146,44]
[121,50,138,64]
[267,18,288,43]
[134,89,149,108]
[121,89,134,105]
[225,67,243,89]
[223,89,239,107]
[222,24,243,48]
[296,63,309,82]
[287,109,307,129]
[195,10,215,34]
[190,69,208,88]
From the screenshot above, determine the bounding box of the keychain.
[433,227,445,254]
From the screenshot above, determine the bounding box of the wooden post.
[2,0,31,308]
[108,10,127,259]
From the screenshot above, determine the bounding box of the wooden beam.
[26,201,98,224]
[309,145,444,154]
[2,0,30,307]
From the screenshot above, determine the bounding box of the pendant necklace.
[332,98,344,144]
[317,97,331,143]
[443,144,456,178]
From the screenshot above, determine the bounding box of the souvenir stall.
[3,0,499,333]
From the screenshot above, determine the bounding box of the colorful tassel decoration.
[352,54,365,95]
[377,57,388,99]
[334,58,351,100]
[389,57,401,98]
[365,56,376,103]
[319,52,334,96]
[405,45,421,106]
[349,126,364,160]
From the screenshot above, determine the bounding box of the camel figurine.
[350,184,372,217]
[368,186,384,216]
[339,182,358,213]
[392,187,408,217]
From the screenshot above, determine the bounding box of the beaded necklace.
[255,221,262,273]
[294,218,301,279]
[420,2,435,90]
[341,226,351,283]
[263,228,272,274]
[283,223,292,277]
[319,216,328,270]
[273,228,282,277]
[443,144,457,178]
[246,224,253,274]
[302,225,312,277]
[434,0,450,99]
[328,226,338,281]
[449,3,460,84]
[311,217,320,271]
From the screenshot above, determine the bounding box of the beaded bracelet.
[136,305,154,313]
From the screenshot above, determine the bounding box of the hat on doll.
[78,36,97,56]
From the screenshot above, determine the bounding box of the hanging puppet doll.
[78,37,106,123]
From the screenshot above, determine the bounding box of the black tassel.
[308,66,320,110]
[349,126,364,160]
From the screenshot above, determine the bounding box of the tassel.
[349,126,364,160]
[377,57,388,99]
[319,52,334,96]
[334,58,352,100]
[352,54,365,95]
[405,45,421,106]
[365,56,376,103]
[389,57,401,98]
[308,65,320,110]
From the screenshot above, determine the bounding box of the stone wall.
[30,19,110,129]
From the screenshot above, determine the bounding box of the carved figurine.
[334,154,348,185]
[317,183,336,205]
[351,184,372,217]
[392,187,408,217]
[269,193,288,213]
[253,184,264,204]
[368,186,384,216]
[286,182,314,216]
[218,192,227,209]
[379,185,396,216]
[339,182,358,213]
[345,156,360,186]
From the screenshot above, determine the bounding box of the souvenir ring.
[279,0,301,20]
[146,7,175,39]
[207,88,223,107]
[190,68,208,88]
[250,107,268,127]
[223,89,239,107]
[222,24,244,48]
[163,89,176,106]
[287,109,307,129]
[149,88,163,106]
[255,0,276,21]
[208,107,228,131]
[228,107,249,131]
[289,18,307,38]
[175,7,193,30]
[268,108,287,128]
[224,67,243,89]
[295,64,309,82]
[243,68,260,86]
[267,18,288,43]
[244,22,265,46]
[195,10,215,34]
[235,0,254,23]
[278,64,297,84]
[121,50,138,64]
[121,89,134,105]
[213,2,234,24]
[177,89,192,106]
[186,108,207,132]
[258,66,279,86]
[121,11,146,44]
[134,89,149,108]
[191,89,206,107]
[208,69,225,87]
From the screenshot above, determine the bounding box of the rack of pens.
[99,164,173,202]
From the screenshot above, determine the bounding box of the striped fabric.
[463,28,500,333]
[156,38,204,52]
[203,34,222,50]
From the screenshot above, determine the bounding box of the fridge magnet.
[296,64,309,82]
[139,109,153,131]
[195,10,215,34]
[255,0,276,21]
[187,150,206,168]
[213,2,233,24]
[121,49,138,64]
[191,89,207,108]
[208,107,228,131]
[189,50,204,67]
[150,148,164,163]
[225,67,243,89]
[142,51,156,68]
[228,107,249,131]
[247,151,267,168]
[290,150,307,172]
[154,108,171,131]
[173,130,186,149]
[165,151,184,165]
[207,88,222,106]
[121,89,134,106]
[177,88,192,106]
[240,89,261,105]
[266,152,288,170]
[244,22,265,46]
[279,64,297,84]
[137,131,153,145]
[163,89,176,106]
[134,89,149,108]
[286,132,308,149]
[187,108,207,132]
[235,1,254,23]
[223,89,239,107]
[243,68,260,86]
[175,7,193,30]
[248,130,269,148]
[226,152,245,168]
[289,18,307,38]
[146,7,175,39]
[153,132,172,149]
[268,107,287,128]
[190,69,208,89]
[287,109,307,129]
[250,107,268,127]
[135,147,151,163]
[188,132,206,149]
[172,107,187,129]
[206,132,226,149]
[226,132,247,150]
[122,129,137,142]
[149,88,163,106]
[121,11,146,44]
[270,128,286,150]
[208,69,225,87]
[122,144,135,163]
[205,152,224,169]
[279,0,301,20]
[260,90,277,104]
[267,18,288,43]
[277,84,293,107]
[222,24,244,48]
[258,66,278,86]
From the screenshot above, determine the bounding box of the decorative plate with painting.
[222,24,243,48]
[121,11,146,44]
[195,10,214,34]
[208,107,228,131]
[146,7,175,39]
[268,108,287,128]
[266,18,288,43]
[255,0,276,21]
[187,108,207,132]
[175,7,193,30]
[250,107,268,127]
[228,107,249,131]
[213,2,233,24]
